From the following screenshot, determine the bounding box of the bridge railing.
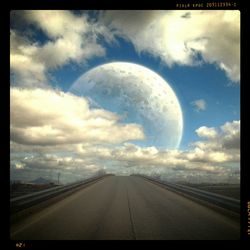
[133,174,240,214]
[10,174,113,213]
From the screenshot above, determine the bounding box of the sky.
[10,10,240,184]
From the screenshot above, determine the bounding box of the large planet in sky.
[69,62,183,149]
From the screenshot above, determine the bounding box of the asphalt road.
[11,176,240,240]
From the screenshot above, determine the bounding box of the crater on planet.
[69,62,183,149]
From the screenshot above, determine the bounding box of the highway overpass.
[10,175,240,240]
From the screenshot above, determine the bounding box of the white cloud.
[195,121,240,150]
[221,120,240,134]
[10,10,240,87]
[11,119,240,183]
[10,10,106,87]
[10,154,104,184]
[10,87,145,146]
[191,99,206,112]
[23,10,88,39]
[10,30,48,88]
[74,120,240,182]
[196,126,217,139]
[102,10,240,82]
[185,147,236,163]
[221,120,240,149]
[76,120,239,167]
[10,10,240,183]
[18,154,100,172]
[15,162,25,169]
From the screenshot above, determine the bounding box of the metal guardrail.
[134,175,240,214]
[10,174,112,213]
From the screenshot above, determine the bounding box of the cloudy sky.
[10,10,240,184]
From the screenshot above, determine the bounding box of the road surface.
[11,176,240,240]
